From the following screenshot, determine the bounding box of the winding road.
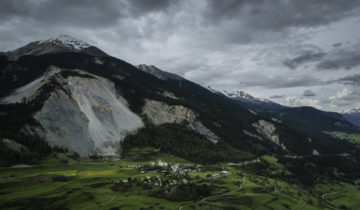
[178,176,246,210]
[78,195,118,210]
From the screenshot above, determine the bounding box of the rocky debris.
[162,91,178,99]
[252,120,287,151]
[143,99,196,125]
[188,121,219,143]
[3,66,143,156]
[143,99,219,143]
[1,139,29,153]
[312,149,320,156]
[243,130,264,141]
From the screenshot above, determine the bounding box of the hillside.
[0,36,360,209]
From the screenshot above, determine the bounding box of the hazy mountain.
[342,107,360,127]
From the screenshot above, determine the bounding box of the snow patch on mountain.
[203,85,273,104]
[221,90,273,103]
[5,34,107,60]
[342,107,360,114]
[40,34,91,50]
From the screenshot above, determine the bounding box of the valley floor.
[0,148,359,210]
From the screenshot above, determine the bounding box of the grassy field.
[0,149,358,209]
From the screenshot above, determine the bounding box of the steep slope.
[342,108,360,127]
[138,64,182,81]
[137,64,358,153]
[204,85,285,112]
[1,37,360,182]
[1,66,143,156]
[139,65,358,134]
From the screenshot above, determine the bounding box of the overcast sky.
[1,0,360,112]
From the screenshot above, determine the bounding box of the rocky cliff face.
[1,66,143,156]
[252,120,287,151]
[143,99,219,143]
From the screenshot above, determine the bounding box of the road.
[78,195,118,210]
[178,176,246,210]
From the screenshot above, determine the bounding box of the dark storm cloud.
[0,0,123,27]
[333,43,343,47]
[316,51,360,70]
[303,89,316,97]
[270,95,285,99]
[283,51,326,69]
[0,0,175,28]
[204,0,360,44]
[238,74,324,89]
[129,0,174,15]
[1,0,360,112]
[333,74,360,86]
[310,40,360,70]
[206,0,360,27]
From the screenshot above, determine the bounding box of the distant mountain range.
[342,107,360,127]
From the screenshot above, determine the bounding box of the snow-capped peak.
[203,85,273,103]
[222,90,273,103]
[40,34,91,50]
[341,107,360,114]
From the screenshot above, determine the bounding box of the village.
[121,160,230,188]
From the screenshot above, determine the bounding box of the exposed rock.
[271,117,282,123]
[1,139,29,153]
[143,99,219,143]
[94,57,104,65]
[0,67,61,104]
[162,91,178,100]
[143,99,196,125]
[20,124,45,139]
[243,130,264,141]
[252,120,287,151]
[312,149,320,156]
[188,121,219,143]
[248,109,258,115]
[3,66,143,156]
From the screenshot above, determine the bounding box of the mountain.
[1,36,360,185]
[342,107,360,127]
[203,85,358,133]
[204,85,285,112]
[138,64,183,81]
[5,34,108,60]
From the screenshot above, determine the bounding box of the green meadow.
[0,148,358,209]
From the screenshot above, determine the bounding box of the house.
[211,174,220,178]
[221,170,230,176]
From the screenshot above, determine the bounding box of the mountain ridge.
[4,34,108,60]
[1,36,360,187]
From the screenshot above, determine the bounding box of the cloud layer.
[1,0,360,111]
